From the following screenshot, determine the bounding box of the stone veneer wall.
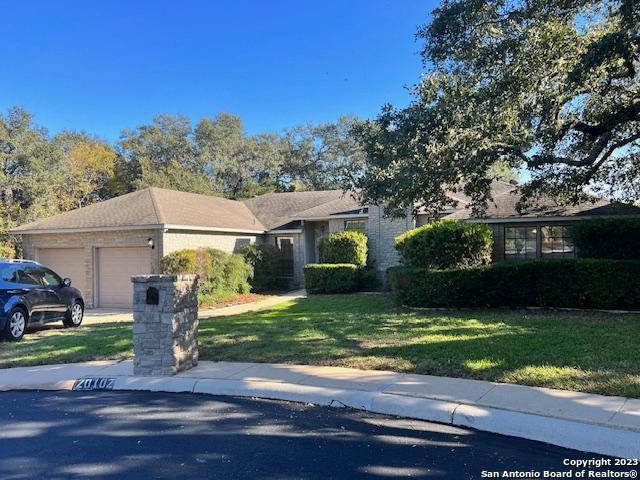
[132,274,199,376]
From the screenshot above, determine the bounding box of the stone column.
[131,274,199,376]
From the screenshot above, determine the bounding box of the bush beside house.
[389,259,640,310]
[161,248,253,305]
[303,264,359,293]
[395,219,493,269]
[572,217,640,260]
[240,244,289,292]
[304,231,376,293]
[0,243,16,259]
[319,231,368,266]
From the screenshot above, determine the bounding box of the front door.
[277,237,294,278]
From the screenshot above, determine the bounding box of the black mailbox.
[146,287,159,305]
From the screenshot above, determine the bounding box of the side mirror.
[63,278,72,287]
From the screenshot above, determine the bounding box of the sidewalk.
[81,290,306,325]
[1,359,638,458]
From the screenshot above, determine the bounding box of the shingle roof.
[445,188,640,220]
[242,190,352,230]
[12,187,266,233]
[291,194,365,220]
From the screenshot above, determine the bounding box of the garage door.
[37,248,88,298]
[98,247,151,308]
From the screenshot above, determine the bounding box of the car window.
[0,266,16,283]
[24,266,62,287]
[1,266,40,285]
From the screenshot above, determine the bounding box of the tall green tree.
[351,0,639,216]
[0,108,66,233]
[282,115,365,191]
[119,114,212,194]
[194,113,285,198]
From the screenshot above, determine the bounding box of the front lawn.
[2,294,639,398]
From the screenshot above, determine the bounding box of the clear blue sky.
[1,0,434,141]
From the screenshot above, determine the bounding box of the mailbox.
[146,287,159,305]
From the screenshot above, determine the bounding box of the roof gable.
[13,188,266,233]
[243,190,352,230]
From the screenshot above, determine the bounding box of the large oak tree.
[350,0,640,216]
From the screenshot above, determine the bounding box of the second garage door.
[98,247,151,308]
[37,248,88,299]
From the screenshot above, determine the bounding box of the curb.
[59,375,639,459]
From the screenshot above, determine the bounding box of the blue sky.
[0,0,433,141]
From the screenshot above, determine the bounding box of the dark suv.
[0,260,85,341]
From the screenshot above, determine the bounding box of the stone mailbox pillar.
[131,274,199,376]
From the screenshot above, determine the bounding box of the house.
[11,183,640,308]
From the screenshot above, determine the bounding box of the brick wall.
[367,205,414,278]
[21,229,161,308]
[162,230,261,256]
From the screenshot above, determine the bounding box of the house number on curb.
[73,377,115,391]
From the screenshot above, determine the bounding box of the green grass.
[2,294,640,398]
[0,324,132,368]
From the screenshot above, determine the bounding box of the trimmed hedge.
[161,248,253,305]
[388,259,640,310]
[304,264,359,293]
[572,217,640,260]
[395,219,493,269]
[240,243,289,292]
[319,231,368,266]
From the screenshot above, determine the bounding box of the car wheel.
[4,308,27,341]
[63,302,84,328]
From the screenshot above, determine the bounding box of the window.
[542,226,574,258]
[344,220,366,234]
[505,226,538,259]
[3,266,40,285]
[21,266,62,286]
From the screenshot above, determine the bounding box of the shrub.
[240,243,289,292]
[572,217,640,260]
[388,259,640,310]
[0,243,16,259]
[161,248,253,305]
[304,264,359,293]
[357,262,380,291]
[319,231,368,267]
[395,219,493,269]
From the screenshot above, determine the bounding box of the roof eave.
[291,212,369,222]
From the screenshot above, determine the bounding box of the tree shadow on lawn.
[198,295,640,397]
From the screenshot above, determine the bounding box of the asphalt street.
[0,390,629,479]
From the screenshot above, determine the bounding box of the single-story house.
[11,182,640,308]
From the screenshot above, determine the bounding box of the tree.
[119,114,212,195]
[194,113,284,198]
[0,108,66,226]
[282,115,365,191]
[54,131,119,208]
[351,0,640,216]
